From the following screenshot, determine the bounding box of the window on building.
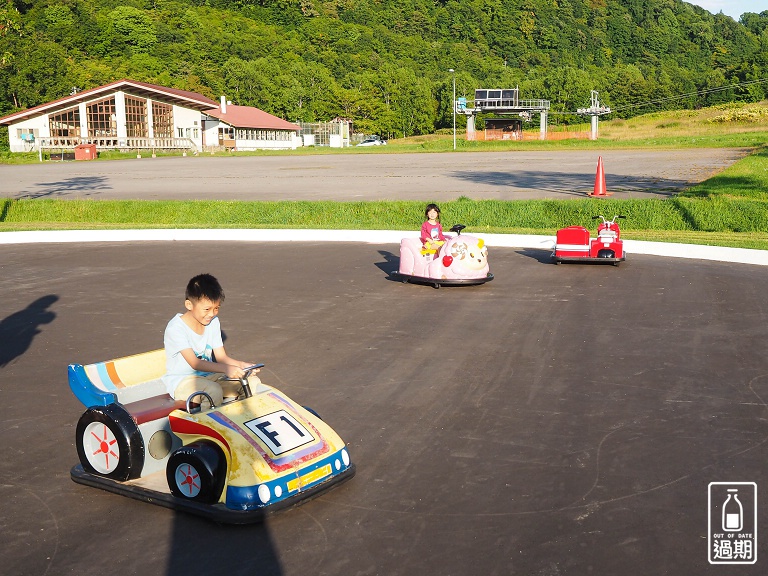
[86,97,117,138]
[125,96,148,138]
[152,101,173,138]
[16,128,39,142]
[48,107,80,138]
[218,126,235,146]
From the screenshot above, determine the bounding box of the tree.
[2,35,74,110]
[280,60,339,121]
[0,0,21,69]
[99,6,157,56]
[1,0,767,137]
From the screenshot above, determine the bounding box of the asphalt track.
[1,150,767,575]
[1,240,767,576]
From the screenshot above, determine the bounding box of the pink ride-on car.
[395,224,493,288]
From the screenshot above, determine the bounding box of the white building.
[205,98,302,151]
[0,78,301,154]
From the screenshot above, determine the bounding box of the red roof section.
[124,80,219,106]
[204,105,300,131]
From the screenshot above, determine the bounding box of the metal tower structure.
[577,91,611,140]
[456,88,551,140]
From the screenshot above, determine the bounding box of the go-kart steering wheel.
[221,363,264,400]
[241,363,264,376]
[450,224,466,234]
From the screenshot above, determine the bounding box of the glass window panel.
[151,101,174,138]
[49,106,80,138]
[125,96,148,138]
[86,97,117,138]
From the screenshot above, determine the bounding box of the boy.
[163,273,258,406]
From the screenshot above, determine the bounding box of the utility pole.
[449,69,456,150]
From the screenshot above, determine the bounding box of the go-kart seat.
[123,394,186,425]
[598,229,617,240]
[71,349,186,425]
[399,237,439,276]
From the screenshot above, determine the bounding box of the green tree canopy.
[0,0,766,136]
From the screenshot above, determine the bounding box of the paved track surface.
[1,148,749,200]
[1,241,766,576]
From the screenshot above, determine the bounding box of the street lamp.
[449,69,456,150]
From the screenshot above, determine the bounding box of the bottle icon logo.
[708,482,757,565]
[722,489,743,532]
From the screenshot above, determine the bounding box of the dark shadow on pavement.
[0,295,58,367]
[375,250,399,273]
[375,250,401,281]
[515,248,556,264]
[167,514,283,576]
[18,176,112,199]
[450,169,682,197]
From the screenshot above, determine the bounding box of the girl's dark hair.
[425,203,441,218]
[186,273,225,302]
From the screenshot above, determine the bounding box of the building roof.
[0,79,219,125]
[204,104,300,131]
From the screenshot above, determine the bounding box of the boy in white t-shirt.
[163,273,258,406]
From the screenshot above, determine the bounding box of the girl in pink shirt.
[420,203,446,255]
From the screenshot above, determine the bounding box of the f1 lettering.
[245,410,314,455]
[281,415,307,438]
[254,421,281,447]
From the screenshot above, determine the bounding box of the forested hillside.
[1,0,767,140]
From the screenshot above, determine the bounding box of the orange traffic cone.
[589,156,613,197]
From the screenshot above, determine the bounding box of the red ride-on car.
[553,215,626,265]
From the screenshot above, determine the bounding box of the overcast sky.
[688,1,767,19]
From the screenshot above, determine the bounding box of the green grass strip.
[2,139,767,250]
[2,196,768,248]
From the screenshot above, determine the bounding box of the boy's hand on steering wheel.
[224,364,245,379]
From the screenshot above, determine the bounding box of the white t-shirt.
[163,313,224,396]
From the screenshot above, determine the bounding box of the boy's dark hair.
[185,273,225,302]
[425,203,441,218]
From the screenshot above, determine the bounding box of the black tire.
[597,249,615,259]
[303,405,322,420]
[76,404,144,481]
[167,442,227,504]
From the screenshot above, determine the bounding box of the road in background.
[0,148,748,201]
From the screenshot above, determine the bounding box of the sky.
[688,1,768,20]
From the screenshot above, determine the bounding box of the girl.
[420,203,446,255]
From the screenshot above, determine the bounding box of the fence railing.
[472,99,551,111]
[37,137,198,151]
